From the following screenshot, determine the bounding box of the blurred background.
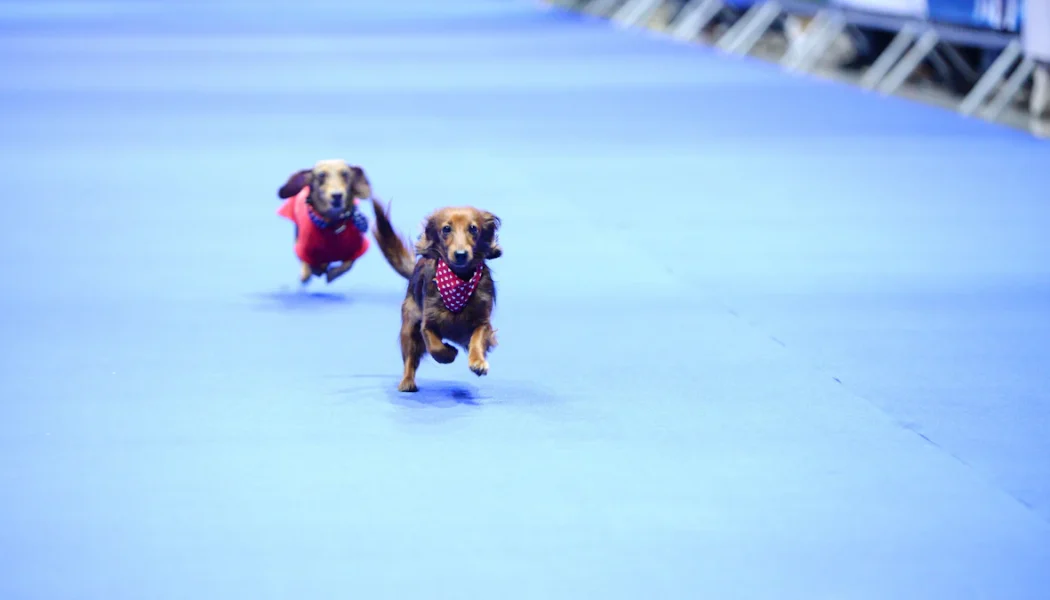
[560,0,1050,135]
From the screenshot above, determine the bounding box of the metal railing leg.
[668,0,724,41]
[612,0,665,28]
[958,40,1023,116]
[780,10,831,68]
[718,1,783,55]
[859,24,918,89]
[983,55,1037,120]
[784,11,848,72]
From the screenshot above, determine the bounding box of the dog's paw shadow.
[249,285,402,311]
[331,375,482,409]
[332,375,561,415]
[389,380,483,408]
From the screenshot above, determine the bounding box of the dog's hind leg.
[399,322,424,393]
[325,259,355,283]
[399,298,425,392]
[467,323,495,376]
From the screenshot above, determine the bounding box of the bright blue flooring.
[2,1,1049,598]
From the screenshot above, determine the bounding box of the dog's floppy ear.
[278,169,312,199]
[480,211,502,260]
[414,211,441,258]
[350,165,372,199]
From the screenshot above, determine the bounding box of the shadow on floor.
[248,286,405,312]
[331,373,563,413]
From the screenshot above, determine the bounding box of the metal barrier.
[571,0,1044,122]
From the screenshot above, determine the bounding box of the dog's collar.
[306,202,352,233]
[434,260,483,313]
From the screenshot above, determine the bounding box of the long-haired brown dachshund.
[371,198,502,392]
[276,159,373,284]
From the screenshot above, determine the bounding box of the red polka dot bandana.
[435,260,483,313]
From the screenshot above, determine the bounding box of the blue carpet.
[1,1,1049,598]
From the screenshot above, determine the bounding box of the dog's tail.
[370,197,416,280]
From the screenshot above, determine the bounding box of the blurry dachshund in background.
[371,198,502,392]
[276,159,373,284]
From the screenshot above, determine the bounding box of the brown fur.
[277,159,372,283]
[371,198,502,392]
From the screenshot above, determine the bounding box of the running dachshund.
[277,159,373,284]
[370,198,502,392]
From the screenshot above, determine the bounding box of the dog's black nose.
[453,250,469,264]
[330,192,344,206]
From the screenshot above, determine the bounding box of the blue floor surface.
[2,1,1049,598]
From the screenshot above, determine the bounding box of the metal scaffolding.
[572,0,1038,122]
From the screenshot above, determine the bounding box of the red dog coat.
[277,186,370,265]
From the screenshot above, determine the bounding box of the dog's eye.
[316,172,327,183]
[468,224,479,236]
[341,171,350,181]
[441,224,452,236]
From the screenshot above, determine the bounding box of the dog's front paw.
[398,378,419,393]
[469,357,489,377]
[430,344,458,364]
[352,210,369,233]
